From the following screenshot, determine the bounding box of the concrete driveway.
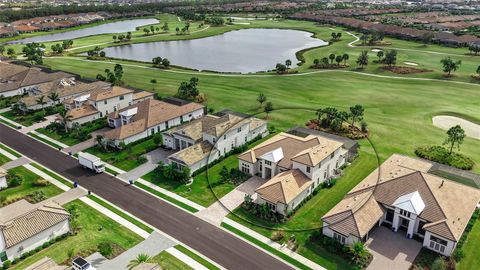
[366,226,422,270]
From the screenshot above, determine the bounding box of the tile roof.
[0,200,70,248]
[256,169,312,204]
[88,86,133,101]
[168,141,218,166]
[323,154,480,241]
[132,91,155,101]
[66,104,99,120]
[239,132,343,169]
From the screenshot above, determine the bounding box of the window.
[330,152,335,159]
[151,128,155,134]
[241,163,250,173]
[213,138,216,143]
[324,171,327,178]
[266,202,276,211]
[237,127,242,132]
[306,166,311,173]
[429,235,447,253]
[264,160,271,166]
[399,209,411,218]
[104,100,107,105]
[333,232,346,244]
[223,134,226,139]
[119,95,124,100]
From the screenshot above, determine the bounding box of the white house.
[103,98,205,146]
[0,62,73,98]
[322,154,480,256]
[238,131,350,216]
[165,110,268,174]
[0,200,70,262]
[0,168,7,190]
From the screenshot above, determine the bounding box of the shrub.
[271,231,285,241]
[32,111,46,122]
[137,156,148,164]
[2,260,11,269]
[33,178,49,187]
[98,242,113,257]
[452,248,464,262]
[431,257,446,270]
[415,145,474,170]
[26,191,46,203]
[6,172,22,187]
[360,121,368,132]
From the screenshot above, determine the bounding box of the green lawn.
[134,182,198,213]
[11,199,143,269]
[36,118,108,146]
[174,246,219,270]
[0,152,11,166]
[0,143,21,158]
[85,138,157,171]
[30,163,74,188]
[0,166,63,206]
[149,250,193,270]
[36,128,83,146]
[0,106,60,127]
[457,216,480,270]
[28,132,64,149]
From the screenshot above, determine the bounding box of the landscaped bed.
[10,199,143,270]
[0,166,63,206]
[36,118,108,146]
[1,105,62,127]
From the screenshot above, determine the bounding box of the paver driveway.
[367,226,422,270]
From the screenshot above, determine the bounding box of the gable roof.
[393,191,425,215]
[0,200,70,248]
[88,86,133,101]
[256,169,311,204]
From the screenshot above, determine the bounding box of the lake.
[101,29,328,73]
[9,18,159,44]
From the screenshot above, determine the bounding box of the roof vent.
[440,180,444,188]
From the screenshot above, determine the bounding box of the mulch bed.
[310,64,349,69]
[306,120,368,140]
[382,66,432,74]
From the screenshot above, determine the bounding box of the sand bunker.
[404,62,418,66]
[371,49,382,52]
[432,115,480,140]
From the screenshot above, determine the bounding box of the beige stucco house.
[322,154,480,257]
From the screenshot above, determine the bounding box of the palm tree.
[36,96,46,113]
[285,59,292,69]
[342,53,349,65]
[48,92,60,105]
[127,253,150,270]
[57,109,73,133]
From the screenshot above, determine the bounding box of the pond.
[8,18,159,44]
[100,28,328,73]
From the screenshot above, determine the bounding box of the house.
[165,110,267,174]
[104,98,204,146]
[0,200,70,262]
[238,130,354,216]
[0,62,74,98]
[322,154,480,257]
[18,80,110,112]
[65,86,152,128]
[0,168,7,190]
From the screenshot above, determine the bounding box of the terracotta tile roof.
[88,86,133,101]
[239,132,343,169]
[105,99,204,140]
[14,24,40,32]
[132,91,154,101]
[66,104,99,120]
[256,169,311,204]
[323,154,480,241]
[0,200,70,248]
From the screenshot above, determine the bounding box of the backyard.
[0,166,63,206]
[11,199,143,269]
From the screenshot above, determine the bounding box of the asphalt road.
[0,124,294,270]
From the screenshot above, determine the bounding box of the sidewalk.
[0,156,31,170]
[166,247,209,270]
[20,114,57,134]
[118,148,173,182]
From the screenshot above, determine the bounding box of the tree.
[126,32,132,41]
[285,59,292,69]
[150,25,155,34]
[150,79,157,90]
[342,53,349,65]
[219,166,230,183]
[162,22,169,32]
[347,242,369,268]
[177,77,200,100]
[329,53,335,64]
[321,57,329,66]
[356,51,368,68]
[99,51,106,58]
[152,56,162,66]
[7,48,15,57]
[376,50,384,62]
[112,35,117,42]
[275,63,287,74]
[264,102,273,119]
[161,58,170,68]
[127,254,150,270]
[384,50,397,66]
[440,57,461,76]
[335,55,343,66]
[360,34,369,45]
[443,125,465,154]
[349,104,364,127]
[36,96,46,113]
[468,44,480,55]
[155,26,160,33]
[47,92,60,105]
[22,42,44,65]
[57,109,73,133]
[477,65,480,75]
[0,45,5,55]
[331,32,337,40]
[257,93,266,107]
[313,58,319,67]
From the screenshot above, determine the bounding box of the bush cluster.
[415,145,474,170]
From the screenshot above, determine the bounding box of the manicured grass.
[1,110,43,127]
[134,182,199,213]
[28,132,64,149]
[36,118,108,146]
[0,152,11,166]
[36,127,83,146]
[85,138,157,171]
[88,194,154,233]
[10,199,143,270]
[174,246,219,270]
[457,216,480,270]
[30,162,74,188]
[0,118,20,129]
[0,166,63,206]
[105,167,119,176]
[221,223,313,270]
[149,250,193,270]
[0,143,21,158]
